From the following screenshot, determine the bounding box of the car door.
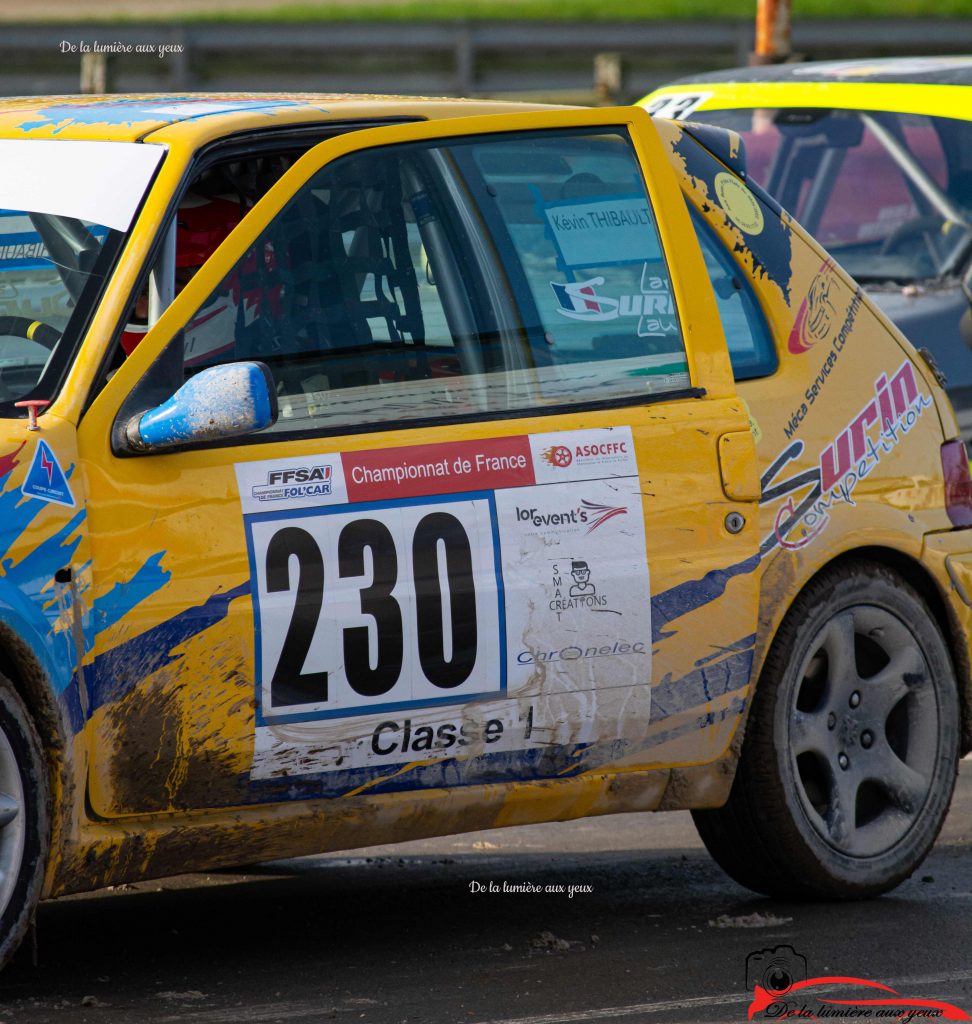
[76,107,761,817]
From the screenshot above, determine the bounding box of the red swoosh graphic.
[750,977,970,1021]
[0,441,26,479]
[787,299,813,353]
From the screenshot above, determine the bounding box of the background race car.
[643,56,972,440]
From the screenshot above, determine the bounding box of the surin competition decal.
[762,359,933,554]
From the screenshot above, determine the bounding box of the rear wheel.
[0,679,49,968]
[693,562,960,898]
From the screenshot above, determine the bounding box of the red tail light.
[941,439,972,526]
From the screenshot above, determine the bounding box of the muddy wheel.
[693,562,960,898]
[0,679,49,969]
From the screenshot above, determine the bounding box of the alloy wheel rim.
[787,605,939,858]
[0,723,25,919]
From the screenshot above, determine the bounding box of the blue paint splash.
[0,504,86,696]
[0,443,240,721]
[651,642,754,721]
[694,633,757,669]
[18,97,326,135]
[643,695,748,752]
[0,473,52,566]
[240,743,597,805]
[86,580,249,715]
[92,551,171,635]
[651,554,760,643]
[58,675,86,737]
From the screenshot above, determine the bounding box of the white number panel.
[235,427,652,781]
[248,496,503,722]
[642,91,712,121]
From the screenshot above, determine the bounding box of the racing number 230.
[253,499,501,715]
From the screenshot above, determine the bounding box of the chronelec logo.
[251,465,333,502]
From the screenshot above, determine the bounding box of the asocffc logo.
[540,441,629,469]
[541,444,573,468]
[576,442,628,457]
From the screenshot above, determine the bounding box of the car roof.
[0,93,561,143]
[650,58,972,121]
[673,56,972,87]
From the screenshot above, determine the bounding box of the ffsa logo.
[251,465,333,502]
[266,466,331,486]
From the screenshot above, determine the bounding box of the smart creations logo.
[745,945,970,1022]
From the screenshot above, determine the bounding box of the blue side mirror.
[124,361,278,452]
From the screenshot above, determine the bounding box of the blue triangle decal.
[22,439,75,508]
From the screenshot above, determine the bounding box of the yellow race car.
[0,93,967,968]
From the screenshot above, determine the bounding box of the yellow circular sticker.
[714,172,764,236]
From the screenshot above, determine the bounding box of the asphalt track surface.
[1,762,969,1024]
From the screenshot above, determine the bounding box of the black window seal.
[112,385,707,459]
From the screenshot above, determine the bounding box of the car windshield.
[692,108,972,284]
[0,139,163,414]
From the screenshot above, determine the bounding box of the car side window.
[688,206,777,381]
[140,128,692,438]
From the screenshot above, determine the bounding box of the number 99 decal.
[248,496,505,722]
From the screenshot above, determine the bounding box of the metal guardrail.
[1,19,970,100]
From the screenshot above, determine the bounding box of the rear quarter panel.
[655,117,956,697]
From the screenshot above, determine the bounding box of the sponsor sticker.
[714,172,765,236]
[21,439,74,507]
[783,279,864,442]
[237,454,347,514]
[250,464,333,503]
[235,427,651,780]
[541,195,662,269]
[762,360,932,554]
[529,429,638,484]
[788,259,839,355]
[549,262,679,339]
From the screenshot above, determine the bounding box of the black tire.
[693,561,960,899]
[0,678,50,969]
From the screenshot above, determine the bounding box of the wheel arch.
[777,544,972,757]
[0,621,67,762]
[0,620,70,893]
